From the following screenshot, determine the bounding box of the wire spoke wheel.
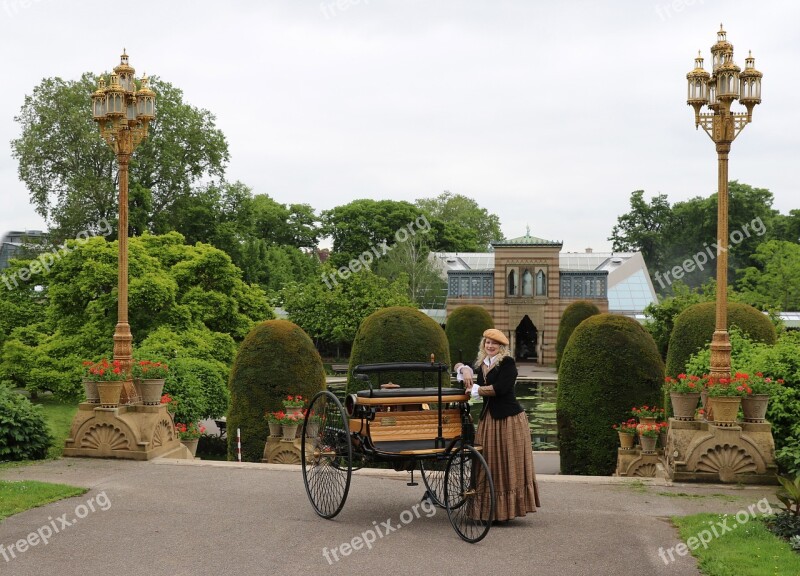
[444,445,495,543]
[420,455,448,507]
[302,391,352,519]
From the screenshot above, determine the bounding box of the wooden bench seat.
[349,408,462,445]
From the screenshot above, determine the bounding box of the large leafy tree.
[415,191,503,250]
[281,268,413,353]
[738,240,800,311]
[320,199,426,268]
[0,232,271,399]
[374,234,446,308]
[11,73,229,241]
[611,182,786,294]
[609,190,672,275]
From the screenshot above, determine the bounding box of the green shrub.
[227,320,326,462]
[197,433,227,458]
[557,314,664,475]
[162,357,230,425]
[555,300,601,370]
[0,385,53,462]
[685,329,800,475]
[665,301,777,377]
[445,305,494,367]
[347,306,451,394]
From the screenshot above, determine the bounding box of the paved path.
[0,458,777,576]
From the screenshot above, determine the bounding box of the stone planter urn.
[741,394,769,423]
[707,396,741,427]
[82,379,100,404]
[96,381,124,408]
[281,423,299,441]
[670,392,700,421]
[136,379,166,406]
[268,421,282,437]
[181,438,199,457]
[639,435,658,454]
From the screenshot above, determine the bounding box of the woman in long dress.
[454,328,541,521]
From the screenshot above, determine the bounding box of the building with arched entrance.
[432,231,657,366]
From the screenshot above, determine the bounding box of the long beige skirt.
[476,411,541,521]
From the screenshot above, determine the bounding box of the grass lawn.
[673,512,800,575]
[0,480,86,521]
[32,396,78,459]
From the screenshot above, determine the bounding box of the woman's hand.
[459,365,474,388]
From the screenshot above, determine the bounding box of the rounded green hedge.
[555,300,601,370]
[227,320,326,462]
[445,305,494,368]
[665,301,777,377]
[557,314,664,475]
[0,385,52,462]
[347,306,450,394]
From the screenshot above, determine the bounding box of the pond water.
[329,378,559,451]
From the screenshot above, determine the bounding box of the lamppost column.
[710,137,731,378]
[113,143,133,372]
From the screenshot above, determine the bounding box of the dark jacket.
[477,356,524,420]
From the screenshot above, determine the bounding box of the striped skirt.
[476,411,541,521]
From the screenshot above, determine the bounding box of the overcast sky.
[1,0,797,252]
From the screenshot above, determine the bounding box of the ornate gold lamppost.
[91,51,156,402]
[686,25,762,379]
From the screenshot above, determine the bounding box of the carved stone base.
[615,447,667,478]
[63,402,186,460]
[664,418,779,484]
[262,436,314,465]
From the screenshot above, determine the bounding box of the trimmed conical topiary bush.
[347,306,450,394]
[557,314,664,475]
[555,300,601,370]
[665,301,777,377]
[226,319,326,462]
[445,305,494,368]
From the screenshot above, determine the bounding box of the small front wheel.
[444,445,495,543]
[301,391,352,519]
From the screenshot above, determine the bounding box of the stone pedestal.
[615,447,666,478]
[63,402,190,460]
[664,418,779,484]
[262,435,314,464]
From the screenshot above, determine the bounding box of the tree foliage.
[445,305,494,367]
[0,384,53,462]
[665,301,777,377]
[610,182,792,296]
[685,329,800,475]
[557,314,664,475]
[226,320,326,462]
[346,306,451,393]
[555,300,601,370]
[0,232,271,400]
[415,191,504,250]
[282,268,414,350]
[11,74,229,242]
[374,234,446,308]
[738,240,800,311]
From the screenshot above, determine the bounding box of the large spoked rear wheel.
[419,456,447,507]
[444,445,495,543]
[301,391,352,519]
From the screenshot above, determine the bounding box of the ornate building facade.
[433,231,658,366]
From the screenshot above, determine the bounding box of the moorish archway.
[514,315,538,362]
